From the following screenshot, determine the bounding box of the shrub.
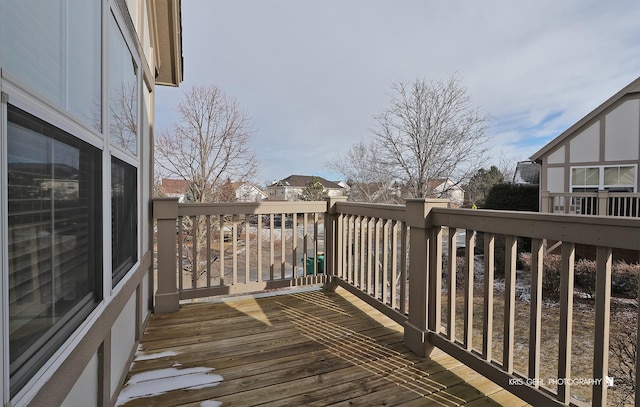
[519,252,640,296]
[482,183,539,212]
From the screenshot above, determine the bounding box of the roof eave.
[153,0,183,87]
[530,75,640,162]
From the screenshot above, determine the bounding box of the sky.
[155,0,640,186]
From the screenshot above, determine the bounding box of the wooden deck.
[117,287,529,406]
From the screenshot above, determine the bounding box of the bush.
[519,252,640,296]
[482,183,539,212]
[474,233,531,276]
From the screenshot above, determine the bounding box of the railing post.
[324,196,347,291]
[540,191,550,213]
[153,198,180,313]
[597,190,609,216]
[403,198,448,357]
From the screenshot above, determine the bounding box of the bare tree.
[371,76,490,199]
[328,140,400,203]
[155,84,258,281]
[155,84,258,203]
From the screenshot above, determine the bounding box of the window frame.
[111,156,137,286]
[4,102,103,396]
[108,4,142,288]
[570,164,638,192]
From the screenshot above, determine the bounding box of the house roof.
[159,178,190,195]
[513,161,540,184]
[530,75,640,162]
[427,178,464,191]
[270,175,343,189]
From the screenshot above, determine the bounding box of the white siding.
[570,122,599,162]
[547,146,565,164]
[605,99,640,161]
[60,354,98,407]
[546,167,565,192]
[110,294,136,397]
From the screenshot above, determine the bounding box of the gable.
[531,75,640,163]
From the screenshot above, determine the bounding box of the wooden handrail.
[153,197,640,406]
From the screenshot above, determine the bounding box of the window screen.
[7,105,102,394]
[112,157,137,285]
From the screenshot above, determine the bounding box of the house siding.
[533,82,640,196]
[0,0,181,405]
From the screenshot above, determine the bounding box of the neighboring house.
[267,175,346,201]
[348,181,401,203]
[427,178,465,207]
[0,1,182,406]
[530,76,640,216]
[336,180,352,195]
[158,178,191,202]
[513,161,540,185]
[232,181,268,202]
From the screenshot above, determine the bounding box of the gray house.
[267,175,346,201]
[531,75,640,216]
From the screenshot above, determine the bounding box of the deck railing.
[153,197,640,406]
[153,198,330,312]
[542,191,640,217]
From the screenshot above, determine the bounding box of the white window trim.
[107,1,144,292]
[109,5,143,163]
[1,89,9,406]
[1,89,106,407]
[570,164,638,192]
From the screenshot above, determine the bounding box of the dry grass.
[440,277,637,405]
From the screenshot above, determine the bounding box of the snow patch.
[134,350,179,361]
[201,401,223,407]
[115,367,223,406]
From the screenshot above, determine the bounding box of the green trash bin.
[305,253,324,275]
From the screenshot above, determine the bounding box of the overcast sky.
[155,0,640,185]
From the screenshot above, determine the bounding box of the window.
[0,0,102,131]
[571,165,637,192]
[7,105,102,394]
[112,158,137,285]
[571,167,599,191]
[109,12,138,155]
[604,166,636,191]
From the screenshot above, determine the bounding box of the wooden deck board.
[117,287,527,406]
